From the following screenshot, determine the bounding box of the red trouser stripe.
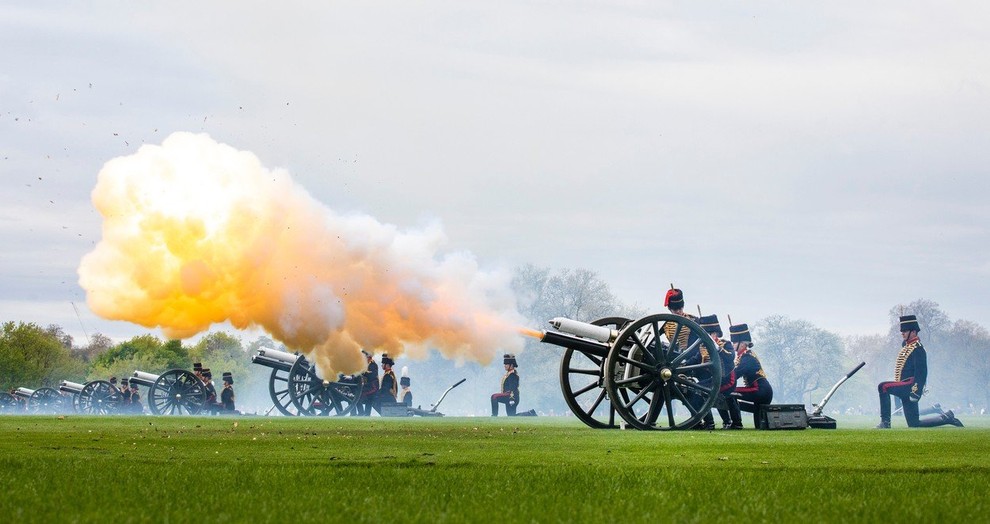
[881,378,913,393]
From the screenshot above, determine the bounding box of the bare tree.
[754,315,843,404]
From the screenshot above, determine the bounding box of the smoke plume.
[78,132,524,377]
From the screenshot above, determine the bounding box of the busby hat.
[400,376,410,387]
[664,288,685,310]
[202,368,212,379]
[121,378,129,385]
[222,372,233,385]
[109,377,117,384]
[193,362,203,372]
[729,323,752,344]
[899,314,921,333]
[698,314,722,337]
[381,354,395,366]
[503,354,518,367]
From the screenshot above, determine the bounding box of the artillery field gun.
[58,379,121,415]
[526,313,722,430]
[252,348,363,416]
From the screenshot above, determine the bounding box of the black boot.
[875,419,891,429]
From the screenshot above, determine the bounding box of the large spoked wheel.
[560,317,630,429]
[0,392,21,413]
[149,370,207,415]
[29,387,64,414]
[71,392,81,413]
[78,380,122,415]
[287,357,363,416]
[604,313,721,430]
[268,367,297,416]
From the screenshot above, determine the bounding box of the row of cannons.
[0,369,223,416]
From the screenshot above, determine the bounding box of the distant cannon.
[13,387,66,414]
[131,369,207,415]
[527,313,722,430]
[59,380,121,415]
[251,348,302,416]
[0,391,24,413]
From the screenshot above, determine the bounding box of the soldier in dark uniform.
[663,288,711,428]
[202,369,219,415]
[491,354,519,416]
[220,372,237,414]
[193,363,204,382]
[876,315,963,428]
[129,382,142,414]
[376,354,398,412]
[119,378,132,408]
[728,322,773,428]
[699,315,743,430]
[358,351,379,416]
[399,367,412,407]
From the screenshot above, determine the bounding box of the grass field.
[0,415,987,523]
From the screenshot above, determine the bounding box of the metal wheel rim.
[79,380,121,415]
[604,313,721,430]
[0,392,19,413]
[149,370,206,415]
[29,387,63,414]
[268,367,297,416]
[559,317,630,429]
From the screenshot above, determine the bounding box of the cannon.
[0,391,24,413]
[286,355,363,416]
[131,369,207,415]
[251,348,302,416]
[13,387,66,414]
[59,379,121,415]
[528,313,722,430]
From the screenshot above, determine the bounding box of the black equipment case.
[758,404,809,430]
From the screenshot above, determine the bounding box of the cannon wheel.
[71,392,82,413]
[559,317,630,429]
[0,392,20,413]
[78,380,122,415]
[287,357,363,416]
[149,370,207,415]
[604,313,721,430]
[29,387,64,414]
[268,367,297,416]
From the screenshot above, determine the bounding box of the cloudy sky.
[2,1,988,346]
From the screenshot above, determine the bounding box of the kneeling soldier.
[491,354,519,416]
[729,322,773,428]
[699,315,743,429]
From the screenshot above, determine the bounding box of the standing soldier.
[491,354,519,416]
[728,322,774,428]
[202,369,219,415]
[699,315,743,430]
[399,366,413,407]
[129,382,143,414]
[358,351,379,416]
[221,372,237,414]
[377,354,398,411]
[120,378,132,409]
[193,363,204,382]
[876,314,963,428]
[664,288,710,427]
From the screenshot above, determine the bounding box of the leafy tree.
[88,335,190,382]
[0,321,78,389]
[753,315,843,404]
[73,332,114,363]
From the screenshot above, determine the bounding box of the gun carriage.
[13,387,66,414]
[130,369,207,415]
[532,313,722,430]
[252,348,363,416]
[58,380,121,415]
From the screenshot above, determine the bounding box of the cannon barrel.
[537,330,611,359]
[251,348,300,372]
[548,317,617,343]
[59,381,85,394]
[14,387,35,399]
[130,370,160,387]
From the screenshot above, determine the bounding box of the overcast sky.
[2,1,989,346]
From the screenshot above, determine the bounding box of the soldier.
[221,372,237,414]
[376,354,398,412]
[664,288,710,428]
[358,351,379,416]
[699,315,743,430]
[129,382,143,414]
[728,322,774,428]
[491,354,520,416]
[876,315,963,428]
[193,362,204,382]
[399,366,413,407]
[202,369,219,415]
[120,378,132,409]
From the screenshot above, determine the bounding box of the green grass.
[0,415,987,523]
